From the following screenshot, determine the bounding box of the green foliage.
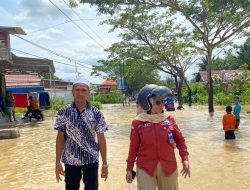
[89,93,123,104]
[14,108,26,114]
[237,37,250,70]
[90,101,102,109]
[51,97,66,111]
[92,58,163,95]
[198,37,250,71]
[183,72,250,105]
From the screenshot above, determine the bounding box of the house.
[196,70,250,82]
[6,74,43,108]
[42,79,72,90]
[43,79,73,104]
[99,80,117,93]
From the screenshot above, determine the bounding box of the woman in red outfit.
[126,84,190,190]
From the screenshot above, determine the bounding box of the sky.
[0,0,120,84]
[1,0,247,84]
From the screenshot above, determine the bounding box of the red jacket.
[126,115,189,176]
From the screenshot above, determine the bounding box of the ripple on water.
[0,105,250,190]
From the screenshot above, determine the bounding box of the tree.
[91,58,163,95]
[100,8,196,107]
[79,0,250,113]
[198,51,239,71]
[237,37,250,70]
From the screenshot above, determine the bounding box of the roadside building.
[99,80,117,93]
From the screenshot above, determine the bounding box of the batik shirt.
[54,102,108,165]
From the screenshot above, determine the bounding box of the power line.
[61,0,109,47]
[48,0,106,49]
[11,48,93,70]
[12,34,96,69]
[13,34,71,61]
[28,17,111,34]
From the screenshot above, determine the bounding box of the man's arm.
[55,131,65,183]
[97,133,108,181]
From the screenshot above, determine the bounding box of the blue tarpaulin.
[6,86,44,93]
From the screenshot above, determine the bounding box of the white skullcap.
[72,77,90,87]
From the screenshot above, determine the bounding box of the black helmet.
[137,84,158,111]
[148,86,172,99]
[137,85,172,111]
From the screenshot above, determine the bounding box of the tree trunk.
[184,78,192,106]
[176,77,184,109]
[174,75,178,96]
[207,46,214,113]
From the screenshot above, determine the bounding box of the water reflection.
[0,105,249,190]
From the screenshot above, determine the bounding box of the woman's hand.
[180,160,190,178]
[126,170,133,183]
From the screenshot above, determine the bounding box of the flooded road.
[0,104,250,190]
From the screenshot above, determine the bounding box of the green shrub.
[214,92,232,105]
[183,75,250,105]
[50,97,66,111]
[14,108,26,114]
[90,101,102,109]
[90,93,123,104]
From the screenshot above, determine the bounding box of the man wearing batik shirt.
[54,77,108,190]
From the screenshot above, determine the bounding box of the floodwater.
[0,104,250,190]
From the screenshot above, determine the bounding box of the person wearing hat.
[126,84,190,190]
[54,77,108,190]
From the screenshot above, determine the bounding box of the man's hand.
[180,160,191,178]
[126,170,133,183]
[55,163,65,183]
[101,165,108,181]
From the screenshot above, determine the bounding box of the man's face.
[72,84,90,102]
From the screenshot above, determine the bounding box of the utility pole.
[122,59,127,105]
[119,61,124,107]
[74,61,79,77]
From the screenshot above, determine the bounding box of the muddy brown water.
[0,104,249,190]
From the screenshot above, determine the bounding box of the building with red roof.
[99,80,117,93]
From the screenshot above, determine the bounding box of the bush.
[50,97,65,111]
[90,93,123,104]
[14,108,26,114]
[90,101,102,109]
[214,92,233,105]
[183,75,250,105]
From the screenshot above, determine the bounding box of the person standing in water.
[233,96,241,129]
[126,84,190,190]
[5,91,17,122]
[223,105,236,140]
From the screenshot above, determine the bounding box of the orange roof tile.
[100,80,117,86]
[5,74,41,87]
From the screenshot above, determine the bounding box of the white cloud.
[13,0,92,24]
[47,28,64,35]
[2,0,120,83]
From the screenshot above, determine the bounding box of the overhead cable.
[61,0,109,47]
[48,0,106,49]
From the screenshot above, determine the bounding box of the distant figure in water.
[126,84,190,190]
[233,96,241,129]
[223,105,236,140]
[177,105,184,110]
